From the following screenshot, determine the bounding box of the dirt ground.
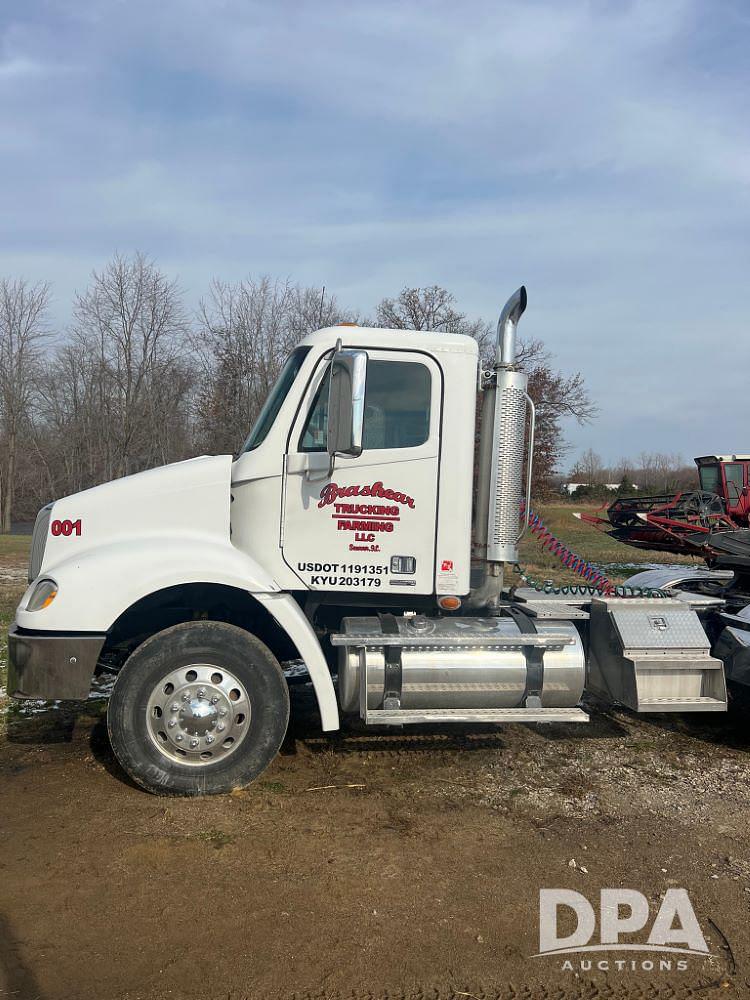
[4,686,750,999]
[3,528,750,1000]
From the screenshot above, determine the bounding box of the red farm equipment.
[578,456,750,557]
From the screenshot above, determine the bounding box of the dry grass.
[0,535,30,694]
[517,502,697,587]
[0,532,30,563]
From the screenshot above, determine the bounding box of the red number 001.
[51,518,82,537]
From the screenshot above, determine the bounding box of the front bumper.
[7,625,106,700]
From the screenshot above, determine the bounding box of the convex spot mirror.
[327,343,367,458]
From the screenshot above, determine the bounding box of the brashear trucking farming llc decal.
[297,481,417,587]
[318,480,415,553]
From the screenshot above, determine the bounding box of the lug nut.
[190,739,199,748]
[197,688,206,698]
[217,723,225,732]
[182,692,190,702]
[210,696,219,705]
[218,708,227,718]
[171,703,179,712]
[175,734,183,742]
[168,720,177,728]
[205,735,214,744]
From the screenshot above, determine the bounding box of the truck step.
[514,599,590,621]
[363,706,589,726]
[331,631,574,649]
[632,696,727,712]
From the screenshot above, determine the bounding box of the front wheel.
[107,621,290,795]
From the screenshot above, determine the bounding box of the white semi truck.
[8,288,732,795]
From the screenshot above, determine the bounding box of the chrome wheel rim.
[146,663,251,767]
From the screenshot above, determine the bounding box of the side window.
[300,367,331,452]
[699,464,720,494]
[300,359,431,452]
[362,361,430,449]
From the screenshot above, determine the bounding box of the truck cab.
[696,455,750,523]
[230,325,478,600]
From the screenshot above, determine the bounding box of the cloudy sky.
[1,1,748,467]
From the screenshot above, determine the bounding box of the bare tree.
[374,285,489,349]
[373,286,594,493]
[612,456,636,489]
[195,277,353,454]
[571,448,605,487]
[0,278,50,531]
[70,253,191,480]
[8,270,598,517]
[517,341,595,494]
[634,451,694,493]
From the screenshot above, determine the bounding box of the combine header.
[578,456,750,555]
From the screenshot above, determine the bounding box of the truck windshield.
[242,347,310,452]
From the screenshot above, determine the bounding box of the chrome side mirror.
[327,343,367,458]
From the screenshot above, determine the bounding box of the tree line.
[569,448,699,497]
[0,253,593,529]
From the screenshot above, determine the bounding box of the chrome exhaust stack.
[498,285,527,367]
[469,286,534,609]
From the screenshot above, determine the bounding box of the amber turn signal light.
[437,595,461,611]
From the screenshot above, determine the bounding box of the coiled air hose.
[514,507,667,599]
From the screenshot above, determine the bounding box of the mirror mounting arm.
[305,454,335,483]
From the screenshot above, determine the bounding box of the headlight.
[26,578,58,612]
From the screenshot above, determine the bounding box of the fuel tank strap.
[378,614,403,710]
[507,607,544,708]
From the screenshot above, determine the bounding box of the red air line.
[524,505,614,593]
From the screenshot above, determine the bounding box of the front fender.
[253,592,339,731]
[15,537,340,731]
[16,536,280,633]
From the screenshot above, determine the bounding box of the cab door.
[281,349,441,594]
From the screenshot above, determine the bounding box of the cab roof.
[299,324,479,358]
[695,455,750,463]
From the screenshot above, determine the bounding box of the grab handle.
[518,393,535,542]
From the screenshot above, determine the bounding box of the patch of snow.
[283,659,310,681]
[0,567,26,581]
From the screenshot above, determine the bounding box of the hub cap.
[146,663,251,766]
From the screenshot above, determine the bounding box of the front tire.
[107,621,290,795]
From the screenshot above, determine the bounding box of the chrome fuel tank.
[337,615,585,713]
